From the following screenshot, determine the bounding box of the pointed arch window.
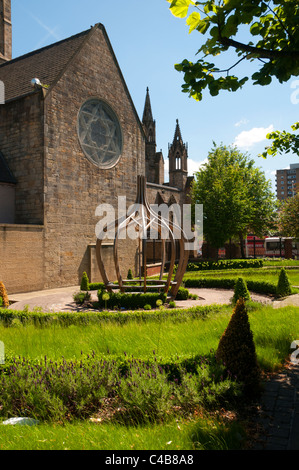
[175,152,181,170]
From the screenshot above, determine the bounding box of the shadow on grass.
[189,418,246,450]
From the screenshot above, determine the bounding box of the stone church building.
[0,0,193,294]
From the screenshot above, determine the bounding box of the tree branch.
[219,35,299,60]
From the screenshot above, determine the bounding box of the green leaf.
[250,22,262,36]
[169,0,192,18]
[186,11,201,33]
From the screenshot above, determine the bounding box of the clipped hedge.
[184,277,277,296]
[88,282,105,291]
[97,290,167,310]
[0,304,224,328]
[175,286,190,300]
[183,259,263,272]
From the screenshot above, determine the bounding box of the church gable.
[40,24,146,288]
[0,29,90,102]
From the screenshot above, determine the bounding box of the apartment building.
[275,163,299,200]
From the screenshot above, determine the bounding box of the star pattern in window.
[78,99,122,168]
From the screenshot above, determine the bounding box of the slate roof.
[0,27,93,102]
[0,151,16,184]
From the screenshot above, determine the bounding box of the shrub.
[0,282,9,308]
[80,272,89,291]
[232,278,251,304]
[0,304,222,328]
[216,298,261,397]
[184,277,277,296]
[73,291,91,305]
[89,282,105,291]
[175,286,190,300]
[182,259,264,272]
[97,290,167,310]
[276,268,292,298]
[0,353,241,424]
[143,304,152,310]
[168,301,176,308]
[127,269,133,280]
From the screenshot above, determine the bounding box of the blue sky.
[11,0,299,191]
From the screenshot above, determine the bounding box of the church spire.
[168,119,188,190]
[0,0,12,64]
[172,119,183,145]
[142,87,154,126]
[142,87,156,145]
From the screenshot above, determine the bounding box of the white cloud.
[234,125,274,149]
[234,118,249,128]
[188,158,207,175]
[164,158,206,182]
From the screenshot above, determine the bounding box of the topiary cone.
[216,297,260,396]
[0,281,9,308]
[276,268,292,298]
[80,271,89,291]
[232,277,251,304]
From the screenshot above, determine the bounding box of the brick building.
[0,1,193,294]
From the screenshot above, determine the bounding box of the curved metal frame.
[96,175,189,298]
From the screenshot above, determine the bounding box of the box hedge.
[97,290,167,310]
[184,277,277,295]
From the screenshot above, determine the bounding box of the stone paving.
[251,363,299,450]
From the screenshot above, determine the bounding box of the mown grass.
[0,416,246,450]
[183,267,299,286]
[263,258,299,267]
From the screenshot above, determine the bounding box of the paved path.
[6,285,299,450]
[8,286,274,312]
[251,363,299,450]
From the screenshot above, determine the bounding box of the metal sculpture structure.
[96,175,189,299]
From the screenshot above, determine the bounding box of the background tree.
[277,193,299,238]
[167,0,299,156]
[191,143,277,257]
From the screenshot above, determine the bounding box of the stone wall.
[0,224,44,294]
[42,25,145,288]
[0,183,15,223]
[0,93,44,224]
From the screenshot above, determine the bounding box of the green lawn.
[263,259,299,267]
[0,415,246,451]
[0,301,298,450]
[183,267,299,286]
[1,303,298,369]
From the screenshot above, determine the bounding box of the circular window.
[77,98,123,169]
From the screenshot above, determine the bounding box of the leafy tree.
[260,122,299,158]
[167,0,299,156]
[191,143,277,257]
[168,0,299,98]
[277,193,299,238]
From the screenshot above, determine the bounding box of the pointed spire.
[142,87,154,125]
[172,118,183,145]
